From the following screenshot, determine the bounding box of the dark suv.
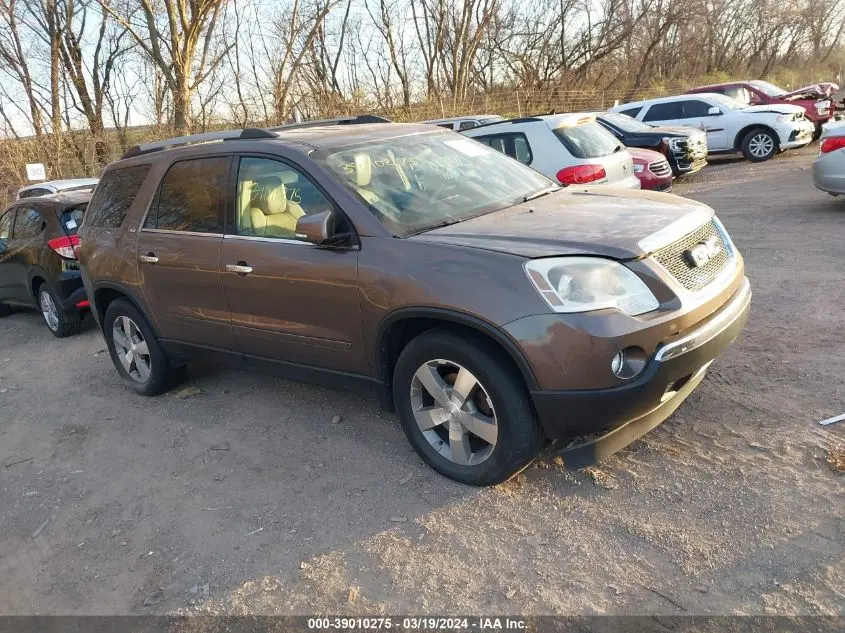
[78,118,751,485]
[0,191,90,336]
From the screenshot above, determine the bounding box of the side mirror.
[295,210,335,245]
[707,106,722,116]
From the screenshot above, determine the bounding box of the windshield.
[318,133,554,236]
[749,80,787,97]
[599,112,655,133]
[707,93,747,110]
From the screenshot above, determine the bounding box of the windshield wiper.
[523,186,560,202]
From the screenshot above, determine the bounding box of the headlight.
[633,163,645,173]
[665,137,683,151]
[525,257,660,316]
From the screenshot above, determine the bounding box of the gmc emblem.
[685,235,721,268]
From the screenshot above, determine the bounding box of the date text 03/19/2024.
[307,617,527,630]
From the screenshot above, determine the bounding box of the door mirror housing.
[707,106,723,116]
[295,210,335,245]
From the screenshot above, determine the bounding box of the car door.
[0,208,17,301]
[219,155,366,374]
[136,155,238,351]
[677,99,730,151]
[0,206,47,303]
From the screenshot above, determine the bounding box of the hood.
[409,189,714,260]
[783,83,839,99]
[646,124,706,138]
[741,103,805,115]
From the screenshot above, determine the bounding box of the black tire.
[393,328,544,486]
[813,123,823,142]
[741,128,778,162]
[103,298,179,396]
[0,303,11,317]
[37,283,81,338]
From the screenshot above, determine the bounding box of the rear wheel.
[741,128,778,162]
[0,303,10,318]
[38,283,80,338]
[104,299,179,395]
[393,328,544,486]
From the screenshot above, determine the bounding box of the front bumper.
[779,120,814,149]
[529,277,751,467]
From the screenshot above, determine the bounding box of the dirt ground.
[0,145,843,616]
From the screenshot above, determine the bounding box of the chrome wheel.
[112,316,151,382]
[410,359,498,466]
[748,133,774,158]
[39,290,59,331]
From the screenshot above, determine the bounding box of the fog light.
[611,346,648,380]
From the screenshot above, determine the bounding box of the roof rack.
[121,128,276,159]
[468,116,544,131]
[266,114,391,132]
[120,115,391,160]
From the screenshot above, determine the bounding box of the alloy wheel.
[410,359,498,466]
[748,133,774,158]
[39,290,59,331]
[112,316,151,382]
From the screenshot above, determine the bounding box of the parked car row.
[1,116,753,486]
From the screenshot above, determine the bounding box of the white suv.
[611,93,814,162]
[462,114,640,188]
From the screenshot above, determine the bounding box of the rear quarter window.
[618,106,642,118]
[552,121,622,159]
[59,204,87,234]
[85,164,151,228]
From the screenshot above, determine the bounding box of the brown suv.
[78,117,751,485]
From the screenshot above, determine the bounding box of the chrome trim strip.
[223,234,306,245]
[655,277,751,362]
[140,228,223,237]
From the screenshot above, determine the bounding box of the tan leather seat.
[352,155,382,206]
[250,177,304,237]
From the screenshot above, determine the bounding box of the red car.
[687,80,837,138]
[629,148,673,191]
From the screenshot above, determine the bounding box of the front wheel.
[393,328,544,486]
[104,299,180,396]
[741,129,778,162]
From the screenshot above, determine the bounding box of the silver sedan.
[813,119,845,195]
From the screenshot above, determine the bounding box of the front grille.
[652,220,730,292]
[649,160,671,178]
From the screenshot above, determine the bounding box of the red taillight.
[556,165,607,185]
[820,136,845,153]
[47,234,79,259]
[75,299,90,308]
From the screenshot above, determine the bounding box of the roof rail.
[468,116,544,131]
[267,114,391,132]
[121,127,277,159]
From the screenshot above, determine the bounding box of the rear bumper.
[530,278,751,467]
[812,152,845,194]
[52,272,88,311]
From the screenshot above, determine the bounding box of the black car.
[593,112,708,177]
[0,190,91,336]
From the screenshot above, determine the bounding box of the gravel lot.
[0,145,842,616]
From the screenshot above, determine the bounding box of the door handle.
[139,253,159,264]
[226,263,253,275]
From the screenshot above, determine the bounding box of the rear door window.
[643,102,684,122]
[13,207,44,238]
[0,209,13,240]
[682,100,714,117]
[552,121,622,159]
[145,157,229,233]
[86,164,150,228]
[472,133,533,165]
